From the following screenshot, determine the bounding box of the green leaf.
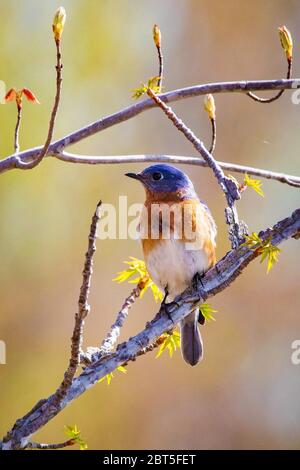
[243,173,264,197]
[156,331,181,358]
[99,372,113,385]
[117,365,127,374]
[260,239,281,274]
[113,257,163,302]
[99,365,127,385]
[150,282,164,302]
[240,233,281,273]
[113,257,147,283]
[78,439,88,451]
[199,303,218,322]
[64,425,87,450]
[132,83,148,99]
[64,424,80,439]
[132,76,162,99]
[240,232,263,249]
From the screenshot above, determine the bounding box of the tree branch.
[0,78,299,175]
[146,87,245,248]
[14,105,22,154]
[100,281,145,354]
[247,57,292,103]
[26,439,76,450]
[15,39,63,170]
[81,279,148,366]
[2,207,299,450]
[51,201,101,406]
[209,117,216,154]
[53,152,300,188]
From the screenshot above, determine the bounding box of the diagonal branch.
[146,87,245,248]
[1,78,299,175]
[100,281,145,354]
[2,207,299,450]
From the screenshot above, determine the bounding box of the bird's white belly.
[145,239,210,300]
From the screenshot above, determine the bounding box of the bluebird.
[126,164,217,366]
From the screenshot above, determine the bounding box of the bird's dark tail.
[180,309,203,366]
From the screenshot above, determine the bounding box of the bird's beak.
[125,172,142,181]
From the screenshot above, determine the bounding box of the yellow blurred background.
[0,0,299,450]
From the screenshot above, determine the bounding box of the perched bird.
[126,164,217,366]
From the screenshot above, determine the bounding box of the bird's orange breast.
[140,198,216,268]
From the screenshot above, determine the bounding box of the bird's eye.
[152,171,163,181]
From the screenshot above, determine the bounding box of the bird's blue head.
[125,164,196,200]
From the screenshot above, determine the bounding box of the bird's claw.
[192,272,207,324]
[152,288,181,324]
[192,272,208,301]
[158,300,180,324]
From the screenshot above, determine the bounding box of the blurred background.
[0,0,299,450]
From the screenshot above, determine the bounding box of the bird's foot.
[192,272,207,325]
[192,272,204,290]
[151,287,180,324]
[192,272,208,299]
[158,301,179,324]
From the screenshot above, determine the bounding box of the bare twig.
[27,439,75,450]
[52,200,101,405]
[153,25,163,90]
[101,281,145,353]
[147,87,246,248]
[204,94,216,154]
[209,117,216,154]
[52,152,300,188]
[5,88,40,153]
[16,39,63,170]
[156,45,163,90]
[14,105,22,154]
[1,78,300,175]
[2,207,299,450]
[247,58,292,103]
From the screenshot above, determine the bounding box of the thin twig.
[147,87,246,248]
[27,439,75,450]
[16,39,63,170]
[156,45,163,90]
[52,201,101,405]
[153,25,163,90]
[209,117,216,154]
[1,78,300,175]
[101,281,145,353]
[204,94,216,153]
[14,105,22,154]
[52,152,300,188]
[247,58,292,103]
[2,208,299,450]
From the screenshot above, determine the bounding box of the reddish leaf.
[5,88,16,102]
[22,88,40,104]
